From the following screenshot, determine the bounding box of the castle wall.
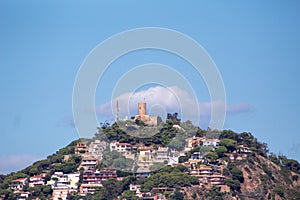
[138,102,146,116]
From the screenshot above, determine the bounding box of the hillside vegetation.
[1,115,300,199]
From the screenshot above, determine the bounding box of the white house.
[89,140,107,160]
[155,147,168,162]
[9,178,27,190]
[203,138,220,148]
[109,141,132,153]
[29,175,45,187]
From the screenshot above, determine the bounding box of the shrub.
[225,178,240,191]
[273,187,284,197]
[230,167,244,183]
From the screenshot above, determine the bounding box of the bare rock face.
[233,154,300,200]
[178,152,300,200]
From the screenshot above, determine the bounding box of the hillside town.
[4,103,255,200]
[3,103,300,199]
[7,135,253,200]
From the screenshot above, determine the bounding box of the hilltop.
[0,114,300,200]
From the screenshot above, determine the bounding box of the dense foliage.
[136,166,198,192]
[96,120,178,147]
[1,116,300,199]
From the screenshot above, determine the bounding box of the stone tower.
[138,102,146,116]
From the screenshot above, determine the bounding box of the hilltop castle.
[134,102,158,126]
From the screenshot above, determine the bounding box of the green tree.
[225,178,240,191]
[170,189,184,200]
[219,138,237,152]
[230,167,244,183]
[215,146,228,158]
[0,175,5,184]
[0,189,16,199]
[121,190,140,199]
[205,152,218,161]
[28,167,38,176]
[206,185,223,200]
[167,113,181,125]
[220,130,238,141]
[101,178,120,199]
[28,185,52,198]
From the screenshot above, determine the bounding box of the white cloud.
[96,85,251,127]
[0,154,42,175]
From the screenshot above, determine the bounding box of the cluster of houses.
[7,131,252,200]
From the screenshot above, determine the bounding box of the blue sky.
[0,1,300,174]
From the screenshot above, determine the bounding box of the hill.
[0,116,300,200]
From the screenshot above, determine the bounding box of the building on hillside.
[29,175,45,187]
[208,174,225,185]
[133,102,158,126]
[88,140,107,160]
[138,146,153,163]
[190,151,202,160]
[155,147,168,162]
[168,155,179,166]
[80,168,117,194]
[75,142,88,154]
[52,188,69,200]
[190,165,225,186]
[109,141,132,153]
[9,178,27,190]
[109,141,136,160]
[82,168,117,184]
[13,191,30,199]
[135,167,151,178]
[80,155,98,170]
[202,138,220,148]
[129,184,142,196]
[190,165,213,183]
[53,173,69,189]
[47,172,78,191]
[67,173,80,188]
[80,184,102,195]
[186,136,203,150]
[236,145,252,154]
[129,184,141,192]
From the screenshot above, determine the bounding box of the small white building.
[155,147,168,162]
[129,184,141,192]
[29,175,45,187]
[168,156,179,166]
[67,173,80,188]
[14,191,30,199]
[47,172,78,190]
[48,172,79,200]
[9,178,27,190]
[203,138,220,148]
[89,140,107,159]
[138,146,153,162]
[129,184,141,196]
[109,141,132,153]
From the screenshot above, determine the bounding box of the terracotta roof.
[11,178,27,182]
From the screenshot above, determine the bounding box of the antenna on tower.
[116,100,119,121]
